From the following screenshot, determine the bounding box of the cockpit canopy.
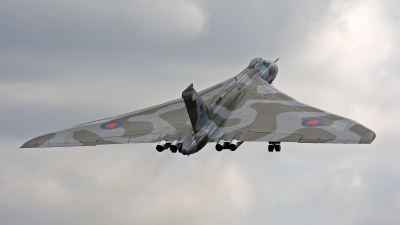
[248,57,279,84]
[248,57,272,69]
[248,58,263,69]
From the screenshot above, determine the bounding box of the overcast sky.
[1,0,400,224]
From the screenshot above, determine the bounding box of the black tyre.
[268,145,274,152]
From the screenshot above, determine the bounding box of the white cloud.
[1,0,400,224]
[279,0,400,144]
[2,0,209,41]
[225,162,254,212]
[304,0,394,69]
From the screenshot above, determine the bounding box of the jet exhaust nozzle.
[170,140,182,153]
[215,140,226,151]
[229,139,243,151]
[156,140,167,152]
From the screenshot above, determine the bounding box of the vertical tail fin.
[182,84,209,133]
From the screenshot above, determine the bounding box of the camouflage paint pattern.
[22,58,376,155]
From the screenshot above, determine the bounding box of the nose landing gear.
[268,142,281,152]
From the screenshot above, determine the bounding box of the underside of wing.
[214,76,375,144]
[22,77,235,148]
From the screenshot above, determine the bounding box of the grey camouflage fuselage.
[180,58,279,155]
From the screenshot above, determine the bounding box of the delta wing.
[213,75,375,144]
[22,78,235,148]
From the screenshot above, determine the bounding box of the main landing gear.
[268,142,281,152]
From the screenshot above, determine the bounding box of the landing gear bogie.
[268,142,281,152]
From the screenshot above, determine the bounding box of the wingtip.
[20,133,56,149]
[370,131,377,143]
[362,129,376,144]
[20,141,28,148]
[20,142,35,148]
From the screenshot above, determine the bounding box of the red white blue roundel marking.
[100,121,122,130]
[301,118,324,127]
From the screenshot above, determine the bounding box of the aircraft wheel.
[274,145,281,152]
[268,145,274,152]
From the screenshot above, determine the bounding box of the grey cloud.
[1,0,400,224]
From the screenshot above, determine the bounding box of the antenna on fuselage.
[274,58,279,63]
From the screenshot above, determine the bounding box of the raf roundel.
[100,121,122,130]
[301,118,324,127]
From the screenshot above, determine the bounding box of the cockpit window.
[248,58,263,69]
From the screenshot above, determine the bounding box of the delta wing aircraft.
[22,58,376,155]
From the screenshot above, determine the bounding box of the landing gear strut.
[268,142,281,152]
